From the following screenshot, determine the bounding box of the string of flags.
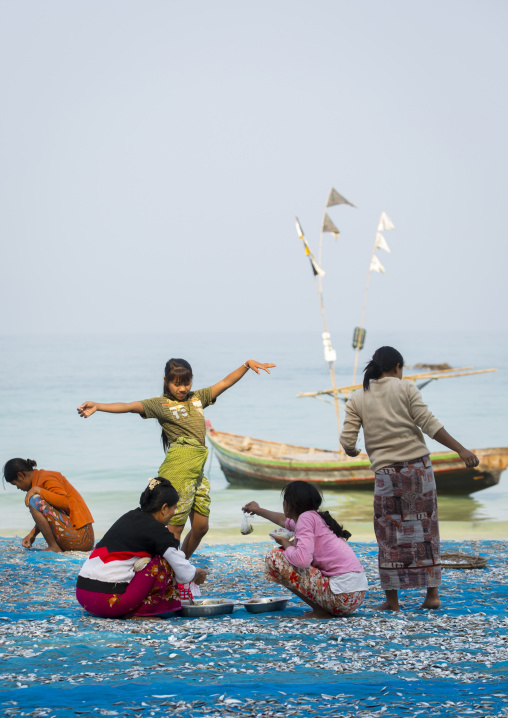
[352,210,396,356]
[322,188,355,238]
[369,211,395,274]
[295,187,355,378]
[296,187,355,277]
[294,190,397,386]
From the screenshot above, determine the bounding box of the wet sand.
[201,520,508,544]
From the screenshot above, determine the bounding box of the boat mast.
[352,211,395,385]
[296,188,354,450]
[316,225,342,450]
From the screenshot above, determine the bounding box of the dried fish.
[0,538,507,717]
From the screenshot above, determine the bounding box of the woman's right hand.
[77,401,97,418]
[193,567,208,585]
[459,449,480,468]
[242,501,260,516]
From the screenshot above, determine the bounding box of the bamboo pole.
[311,209,343,452]
[297,368,497,399]
[313,263,343,452]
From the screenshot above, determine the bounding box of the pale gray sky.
[1,1,506,335]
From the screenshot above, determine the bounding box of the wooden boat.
[206,422,508,495]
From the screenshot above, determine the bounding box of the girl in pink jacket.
[243,481,368,619]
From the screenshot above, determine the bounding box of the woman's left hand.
[272,535,291,549]
[245,360,277,375]
[25,486,41,507]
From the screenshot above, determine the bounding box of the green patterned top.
[141,387,215,447]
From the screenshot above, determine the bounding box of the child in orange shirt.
[4,458,94,552]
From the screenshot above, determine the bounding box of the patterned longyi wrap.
[374,454,441,590]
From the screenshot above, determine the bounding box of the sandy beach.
[1,537,507,718]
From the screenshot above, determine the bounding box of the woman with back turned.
[340,346,479,611]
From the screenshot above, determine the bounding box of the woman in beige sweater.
[340,346,478,611]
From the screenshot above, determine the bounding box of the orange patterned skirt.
[28,494,94,551]
[264,547,366,616]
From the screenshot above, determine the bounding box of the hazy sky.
[1,1,506,336]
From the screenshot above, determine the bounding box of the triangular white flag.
[327,188,355,208]
[374,232,391,253]
[377,211,395,231]
[370,255,386,274]
[322,213,340,238]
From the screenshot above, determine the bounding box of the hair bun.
[26,459,37,469]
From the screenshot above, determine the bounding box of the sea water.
[1,330,507,539]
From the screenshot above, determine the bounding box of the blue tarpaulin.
[1,538,507,717]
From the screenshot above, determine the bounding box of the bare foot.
[296,609,334,620]
[42,546,63,553]
[419,598,440,610]
[130,615,162,621]
[375,601,400,612]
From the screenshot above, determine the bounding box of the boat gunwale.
[207,428,508,471]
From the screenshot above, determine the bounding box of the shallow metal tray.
[243,597,289,614]
[179,599,236,617]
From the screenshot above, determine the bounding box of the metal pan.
[243,597,289,614]
[179,599,236,618]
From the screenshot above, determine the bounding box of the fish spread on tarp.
[1,538,508,718]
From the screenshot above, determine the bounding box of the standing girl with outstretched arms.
[77,358,275,559]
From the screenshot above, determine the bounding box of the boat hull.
[207,426,507,495]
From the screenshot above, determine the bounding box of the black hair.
[3,458,37,484]
[281,481,351,541]
[139,477,179,514]
[161,358,194,452]
[163,358,193,396]
[363,345,404,390]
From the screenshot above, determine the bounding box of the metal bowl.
[243,597,289,614]
[179,599,236,618]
